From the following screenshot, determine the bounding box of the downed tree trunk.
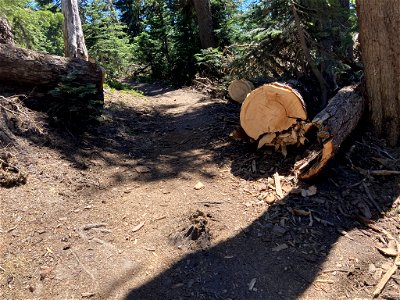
[295,85,364,180]
[0,44,104,123]
[240,82,309,155]
[228,79,254,103]
[0,44,103,90]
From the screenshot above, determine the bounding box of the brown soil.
[1,85,400,300]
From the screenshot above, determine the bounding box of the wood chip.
[272,243,288,252]
[274,172,283,199]
[132,221,145,233]
[257,133,276,149]
[194,181,204,190]
[248,278,257,291]
[301,185,317,197]
[81,292,96,298]
[135,166,150,173]
[376,246,398,257]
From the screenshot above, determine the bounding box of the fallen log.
[236,82,364,179]
[0,44,103,91]
[0,44,104,123]
[295,85,364,180]
[228,79,254,103]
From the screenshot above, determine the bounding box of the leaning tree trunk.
[193,0,216,49]
[61,0,88,60]
[357,0,400,146]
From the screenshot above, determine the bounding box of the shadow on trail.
[19,88,400,299]
[121,160,399,299]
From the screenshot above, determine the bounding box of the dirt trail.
[1,86,400,300]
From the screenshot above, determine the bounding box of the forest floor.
[1,83,400,300]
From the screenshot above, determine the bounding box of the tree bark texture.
[192,0,216,49]
[357,0,400,145]
[0,17,14,45]
[61,0,88,60]
[0,44,103,92]
[296,85,364,180]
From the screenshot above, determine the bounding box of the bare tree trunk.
[192,0,216,49]
[61,0,88,60]
[356,0,400,145]
[0,17,14,45]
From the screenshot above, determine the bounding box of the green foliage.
[195,48,224,78]
[104,80,143,96]
[0,0,63,55]
[48,72,103,125]
[228,0,359,99]
[83,0,133,81]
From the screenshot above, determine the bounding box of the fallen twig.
[362,181,383,213]
[373,256,400,298]
[370,170,400,176]
[81,223,108,231]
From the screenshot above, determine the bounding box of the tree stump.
[228,79,254,103]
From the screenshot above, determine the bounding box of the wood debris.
[248,278,257,291]
[272,243,288,252]
[194,181,204,190]
[132,221,145,233]
[274,172,283,199]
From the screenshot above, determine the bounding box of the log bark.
[228,79,254,104]
[0,44,103,92]
[295,85,364,180]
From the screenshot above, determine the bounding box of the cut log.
[295,85,364,180]
[0,44,104,123]
[228,79,254,103]
[240,82,307,140]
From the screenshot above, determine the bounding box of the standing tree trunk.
[192,0,215,49]
[356,0,400,146]
[0,17,14,45]
[61,0,88,60]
